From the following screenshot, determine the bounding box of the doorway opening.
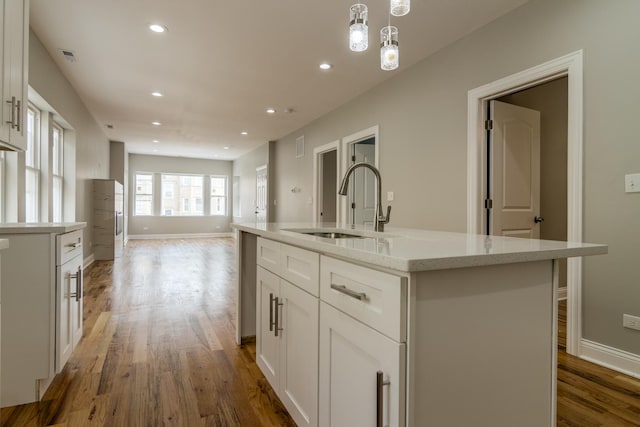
[339,125,379,228]
[313,140,339,224]
[467,51,584,356]
[255,165,268,224]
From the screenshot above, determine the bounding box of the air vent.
[59,49,77,62]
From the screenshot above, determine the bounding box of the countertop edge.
[233,223,608,273]
[0,222,88,234]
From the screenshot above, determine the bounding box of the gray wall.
[29,29,110,260]
[128,154,233,236]
[109,140,128,243]
[270,0,640,356]
[499,77,568,287]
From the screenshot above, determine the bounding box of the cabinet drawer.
[280,243,319,296]
[320,256,406,342]
[57,230,83,265]
[257,237,281,275]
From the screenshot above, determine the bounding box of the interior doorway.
[313,140,339,224]
[467,50,583,356]
[255,165,267,224]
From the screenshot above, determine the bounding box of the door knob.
[534,216,544,223]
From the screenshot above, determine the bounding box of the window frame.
[52,122,64,222]
[134,173,154,216]
[25,104,41,223]
[160,173,204,217]
[210,175,228,217]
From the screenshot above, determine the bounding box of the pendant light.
[390,0,410,16]
[380,26,398,70]
[349,4,368,52]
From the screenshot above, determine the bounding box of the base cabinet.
[55,252,83,371]
[257,265,319,427]
[319,302,405,427]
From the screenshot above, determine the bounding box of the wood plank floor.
[2,238,639,426]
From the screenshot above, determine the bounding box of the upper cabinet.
[0,0,29,151]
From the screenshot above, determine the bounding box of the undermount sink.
[298,231,365,239]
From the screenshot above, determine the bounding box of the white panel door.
[256,266,280,387]
[279,280,319,427]
[490,100,541,238]
[256,165,268,224]
[319,302,405,427]
[350,142,376,228]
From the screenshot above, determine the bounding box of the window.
[161,174,203,216]
[52,123,64,222]
[134,173,153,215]
[211,176,227,216]
[25,106,41,222]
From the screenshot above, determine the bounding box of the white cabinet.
[0,226,84,407]
[318,255,406,427]
[0,0,29,151]
[256,238,319,427]
[319,302,405,427]
[55,230,83,371]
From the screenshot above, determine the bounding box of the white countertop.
[232,222,608,272]
[0,238,8,250]
[0,222,87,234]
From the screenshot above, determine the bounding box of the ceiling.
[29,0,528,161]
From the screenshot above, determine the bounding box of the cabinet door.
[319,302,405,427]
[256,266,280,388]
[70,258,83,348]
[56,260,74,372]
[280,280,319,427]
[0,0,28,150]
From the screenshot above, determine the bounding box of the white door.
[350,141,376,228]
[256,266,280,387]
[489,100,541,238]
[279,280,319,427]
[319,302,405,427]
[256,165,268,224]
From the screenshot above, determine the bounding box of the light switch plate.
[625,173,640,193]
[387,191,394,202]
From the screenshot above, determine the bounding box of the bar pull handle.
[65,242,82,248]
[377,371,390,427]
[69,266,82,301]
[269,293,275,332]
[274,297,283,337]
[15,99,21,132]
[331,284,367,301]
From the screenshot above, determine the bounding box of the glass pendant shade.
[349,4,368,52]
[390,0,410,16]
[380,26,399,70]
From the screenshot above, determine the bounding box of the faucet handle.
[380,205,391,224]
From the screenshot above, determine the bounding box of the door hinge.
[484,198,493,209]
[485,119,493,131]
[351,155,356,162]
[351,202,356,209]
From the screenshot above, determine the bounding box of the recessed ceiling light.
[151,91,163,97]
[153,139,159,143]
[149,24,167,33]
[223,146,229,150]
[152,121,162,126]
[241,131,248,135]
[266,108,276,114]
[319,63,332,70]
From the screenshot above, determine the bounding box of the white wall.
[29,29,110,260]
[270,0,640,356]
[231,143,271,224]
[128,154,233,236]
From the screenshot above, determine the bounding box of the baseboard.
[580,339,640,379]
[83,253,95,269]
[557,287,567,300]
[127,232,234,240]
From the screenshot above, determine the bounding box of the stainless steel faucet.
[338,162,391,232]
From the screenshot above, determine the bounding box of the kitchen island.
[233,222,607,427]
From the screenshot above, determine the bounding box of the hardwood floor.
[2,238,639,426]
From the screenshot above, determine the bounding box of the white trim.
[580,339,640,379]
[466,50,584,356]
[312,140,340,224]
[83,253,95,269]
[340,125,380,226]
[127,232,233,240]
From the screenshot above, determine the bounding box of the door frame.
[313,140,340,224]
[256,164,268,223]
[339,125,379,226]
[466,50,584,355]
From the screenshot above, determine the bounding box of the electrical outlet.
[623,314,640,331]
